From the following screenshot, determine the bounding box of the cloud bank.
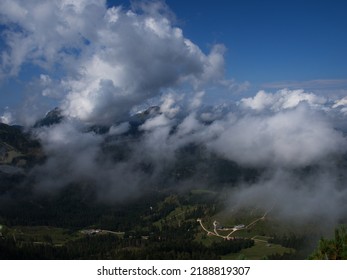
[1,0,347,226]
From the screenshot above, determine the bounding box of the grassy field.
[8,226,82,246]
[0,149,22,164]
[153,205,198,230]
[222,240,293,260]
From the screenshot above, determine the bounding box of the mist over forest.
[1,0,347,260]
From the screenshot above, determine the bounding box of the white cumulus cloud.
[241,89,327,111]
[0,0,227,124]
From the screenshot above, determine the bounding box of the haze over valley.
[1,0,347,259]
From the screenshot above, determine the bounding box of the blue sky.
[180,0,347,85]
[0,0,347,122]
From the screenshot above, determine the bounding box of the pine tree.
[310,226,347,260]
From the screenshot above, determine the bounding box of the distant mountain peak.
[134,106,161,118]
[34,107,64,128]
